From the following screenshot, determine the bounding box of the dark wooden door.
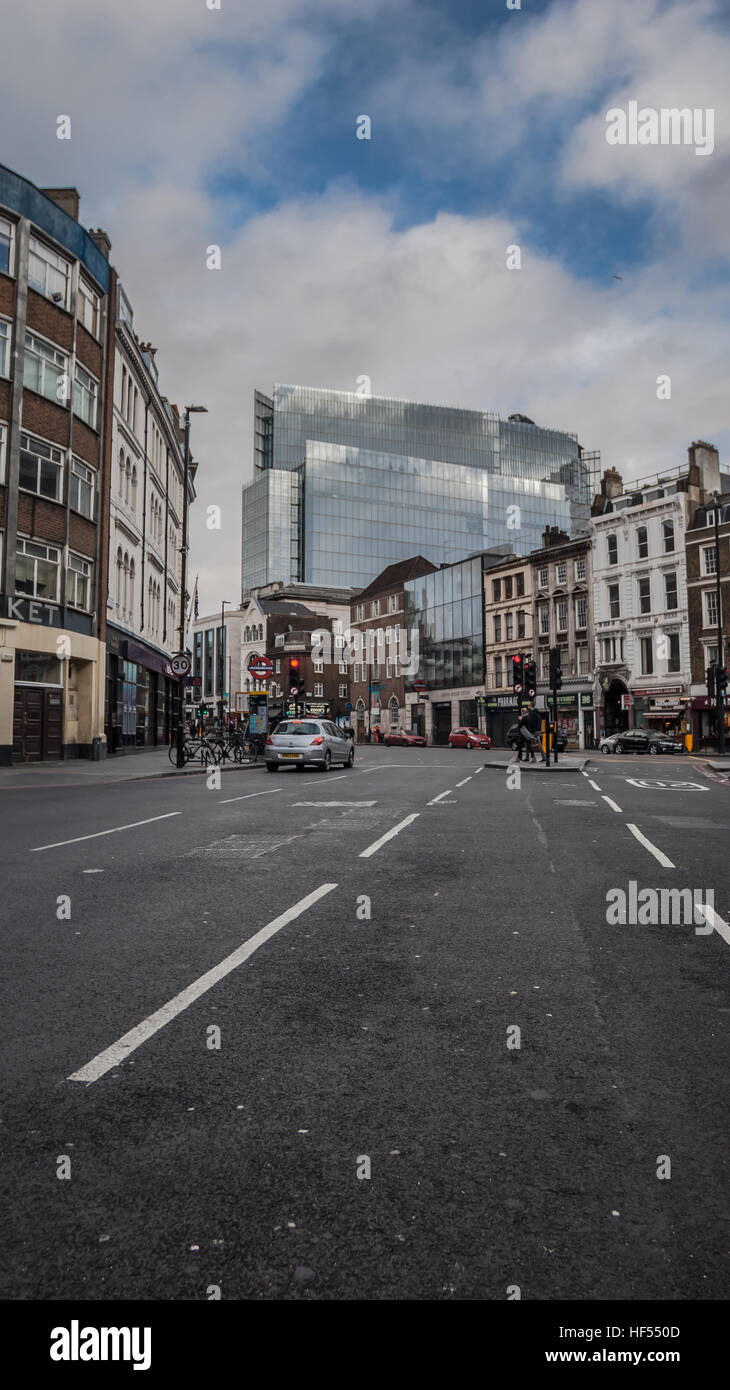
[44,689,63,758]
[13,688,43,761]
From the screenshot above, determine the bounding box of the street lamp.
[176,405,207,768]
[220,600,230,722]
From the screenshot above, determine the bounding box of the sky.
[1,0,728,613]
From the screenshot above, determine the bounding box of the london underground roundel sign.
[248,653,273,680]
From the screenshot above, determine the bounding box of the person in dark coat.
[526,703,545,762]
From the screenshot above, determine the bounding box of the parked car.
[507,722,567,752]
[599,729,683,755]
[383,728,427,747]
[448,727,491,749]
[265,718,355,771]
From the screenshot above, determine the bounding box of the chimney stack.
[41,187,80,221]
[88,228,112,260]
[688,440,721,498]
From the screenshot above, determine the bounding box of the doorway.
[432,702,452,745]
[13,686,63,761]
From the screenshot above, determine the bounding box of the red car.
[448,726,491,749]
[383,728,427,747]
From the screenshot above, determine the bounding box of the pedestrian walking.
[526,703,545,762]
[517,708,537,763]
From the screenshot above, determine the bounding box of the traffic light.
[524,658,537,699]
[549,646,563,691]
[707,663,716,698]
[719,666,728,695]
[511,654,524,692]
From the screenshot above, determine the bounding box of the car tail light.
[266,734,273,745]
[311,735,324,744]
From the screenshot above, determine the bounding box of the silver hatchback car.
[265,718,355,772]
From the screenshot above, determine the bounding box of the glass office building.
[242,385,594,598]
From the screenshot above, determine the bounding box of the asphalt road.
[1,746,728,1301]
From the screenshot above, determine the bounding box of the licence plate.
[281,752,301,758]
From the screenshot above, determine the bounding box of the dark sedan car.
[507,722,567,752]
[599,729,684,755]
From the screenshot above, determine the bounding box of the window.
[77,279,100,338]
[0,216,14,275]
[538,566,548,589]
[356,604,364,621]
[641,636,653,675]
[353,662,360,683]
[663,520,675,553]
[576,644,589,674]
[555,562,567,584]
[69,457,95,518]
[0,421,6,485]
[27,236,70,309]
[494,656,503,687]
[16,538,60,600]
[608,583,620,619]
[607,534,618,566]
[24,331,68,402]
[539,649,550,679]
[314,682,324,698]
[556,599,568,631]
[314,659,323,674]
[538,603,549,635]
[704,589,720,627]
[66,551,92,609]
[492,578,501,601]
[516,572,525,597]
[664,572,677,611]
[636,526,648,559]
[275,659,281,673]
[703,546,717,575]
[504,576,513,599]
[493,615,501,642]
[574,556,586,581]
[668,633,680,672]
[517,609,526,639]
[575,595,587,629]
[385,659,392,678]
[638,576,651,615]
[338,661,347,674]
[372,662,379,681]
[74,364,98,427]
[505,612,514,641]
[371,599,380,617]
[0,318,10,376]
[388,593,397,613]
[19,432,63,501]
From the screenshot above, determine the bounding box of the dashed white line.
[455,776,472,788]
[427,789,453,805]
[293,801,376,808]
[626,823,675,869]
[31,812,181,852]
[67,882,339,1084]
[602,795,623,813]
[359,814,420,858]
[588,779,601,791]
[219,789,282,804]
[473,766,483,774]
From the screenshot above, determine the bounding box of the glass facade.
[242,384,593,596]
[403,555,486,692]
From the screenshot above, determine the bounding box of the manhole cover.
[553,799,597,806]
[187,834,299,858]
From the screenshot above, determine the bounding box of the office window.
[575,595,587,629]
[15,538,60,600]
[574,555,586,581]
[505,612,514,640]
[608,583,620,619]
[339,683,348,697]
[538,566,548,589]
[663,520,675,553]
[494,656,503,687]
[24,331,68,402]
[636,526,648,559]
[314,659,324,674]
[516,572,525,597]
[504,576,513,599]
[556,599,568,631]
[0,421,6,485]
[66,551,92,609]
[538,603,549,635]
[556,562,567,584]
[668,633,680,672]
[69,456,95,518]
[0,318,10,376]
[607,534,618,566]
[74,363,98,428]
[27,235,70,309]
[704,590,719,627]
[314,682,323,698]
[517,609,526,639]
[19,432,63,501]
[638,576,651,615]
[0,216,14,275]
[664,572,677,611]
[576,644,589,674]
[641,637,653,675]
[492,578,501,601]
[702,546,716,575]
[493,614,501,642]
[77,278,100,338]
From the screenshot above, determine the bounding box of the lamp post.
[713,492,725,756]
[220,600,230,723]
[176,405,207,768]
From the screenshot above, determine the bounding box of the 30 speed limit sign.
[170,652,191,677]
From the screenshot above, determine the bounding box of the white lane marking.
[625,778,708,791]
[293,801,376,807]
[31,812,181,853]
[219,789,282,804]
[626,823,675,869]
[82,869,104,874]
[602,795,623,813]
[359,814,420,858]
[455,776,472,788]
[588,779,601,791]
[696,903,730,947]
[68,882,338,1084]
[427,790,452,805]
[473,766,483,774]
[581,769,590,777]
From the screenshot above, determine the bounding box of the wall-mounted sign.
[2,595,61,627]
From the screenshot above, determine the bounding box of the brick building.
[482,552,533,746]
[349,556,437,741]
[530,526,594,749]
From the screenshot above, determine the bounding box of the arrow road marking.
[68,882,339,1084]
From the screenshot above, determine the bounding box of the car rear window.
[275,721,320,736]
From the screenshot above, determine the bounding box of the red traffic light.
[290,658,299,669]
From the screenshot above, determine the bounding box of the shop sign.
[485,694,518,709]
[580,693,592,707]
[2,595,61,627]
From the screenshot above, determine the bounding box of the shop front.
[105,629,177,753]
[0,597,105,764]
[484,693,519,746]
[688,694,729,752]
[631,686,687,741]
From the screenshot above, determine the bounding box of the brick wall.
[22,392,70,447]
[71,416,99,466]
[0,273,14,317]
[68,513,96,558]
[26,289,74,351]
[76,322,102,377]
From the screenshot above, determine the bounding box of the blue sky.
[1,0,728,608]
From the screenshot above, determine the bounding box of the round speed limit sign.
[170,652,191,677]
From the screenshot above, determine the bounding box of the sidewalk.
[481,751,589,773]
[0,746,260,788]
